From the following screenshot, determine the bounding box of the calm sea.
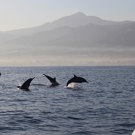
[0,66,135,135]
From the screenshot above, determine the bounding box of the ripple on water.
[0,66,134,135]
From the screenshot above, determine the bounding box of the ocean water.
[0,66,135,135]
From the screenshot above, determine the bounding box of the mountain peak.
[72,12,86,17]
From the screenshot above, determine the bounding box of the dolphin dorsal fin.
[74,74,77,77]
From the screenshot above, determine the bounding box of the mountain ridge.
[4,12,134,33]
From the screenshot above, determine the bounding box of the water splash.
[132,129,135,135]
[66,83,75,89]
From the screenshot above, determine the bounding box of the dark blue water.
[0,66,135,135]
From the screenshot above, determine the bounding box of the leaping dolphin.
[66,75,88,87]
[17,77,35,91]
[43,74,60,87]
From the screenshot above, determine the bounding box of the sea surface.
[0,66,135,135]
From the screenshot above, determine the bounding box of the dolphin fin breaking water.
[17,77,35,91]
[43,74,59,87]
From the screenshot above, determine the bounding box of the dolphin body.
[17,77,35,91]
[66,75,88,87]
[43,74,59,87]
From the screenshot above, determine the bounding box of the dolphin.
[43,74,60,87]
[17,77,35,91]
[66,75,88,87]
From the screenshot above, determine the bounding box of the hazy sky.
[0,0,135,31]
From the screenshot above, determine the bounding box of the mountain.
[4,12,122,36]
[0,12,135,66]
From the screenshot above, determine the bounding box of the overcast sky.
[0,0,135,31]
